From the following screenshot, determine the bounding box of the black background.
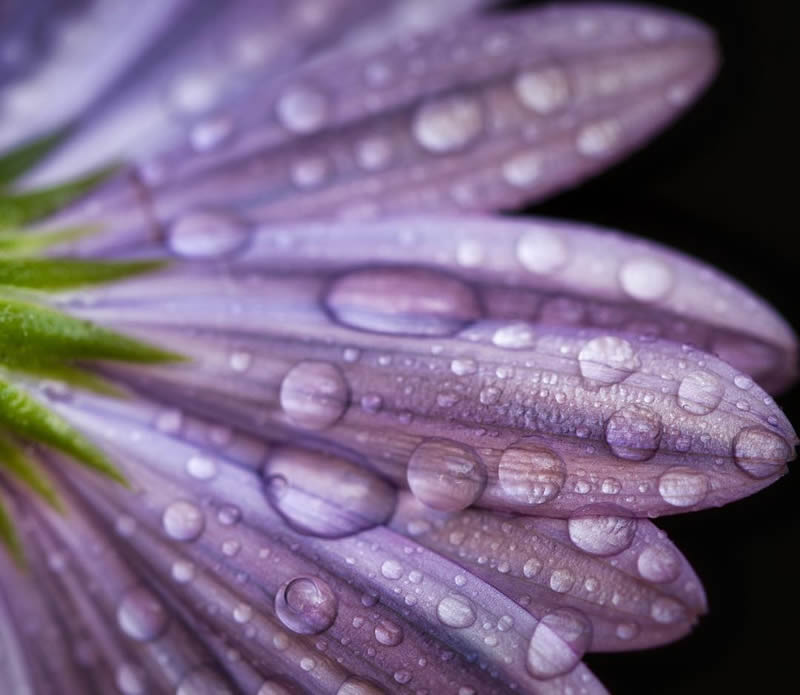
[509,1,798,693]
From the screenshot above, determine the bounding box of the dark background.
[509,1,798,693]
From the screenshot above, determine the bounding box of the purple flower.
[0,2,795,694]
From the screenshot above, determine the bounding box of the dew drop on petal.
[733,426,792,479]
[604,405,662,461]
[514,68,569,114]
[190,116,233,152]
[336,677,385,695]
[407,439,487,512]
[650,597,686,624]
[258,680,301,695]
[502,151,542,188]
[578,336,640,385]
[658,467,708,507]
[117,586,168,642]
[436,594,477,628]
[162,500,205,542]
[637,544,681,583]
[527,609,592,679]
[549,568,575,593]
[492,322,536,349]
[615,622,640,641]
[677,370,724,415]
[618,257,674,302]
[176,667,234,695]
[355,136,393,171]
[168,212,248,259]
[576,119,621,157]
[380,559,404,580]
[275,85,328,134]
[498,440,566,506]
[567,512,637,556]
[280,361,349,429]
[374,619,404,646]
[516,226,569,274]
[274,576,338,635]
[186,454,218,480]
[116,663,145,695]
[412,93,484,153]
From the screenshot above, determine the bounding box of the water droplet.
[523,557,543,578]
[412,93,484,153]
[601,478,622,494]
[190,117,233,152]
[456,239,484,267]
[549,568,575,593]
[733,427,791,479]
[115,515,136,538]
[275,85,328,134]
[176,667,234,695]
[450,358,477,376]
[355,136,392,170]
[615,622,640,641]
[492,322,536,349]
[576,119,621,156]
[186,454,218,480]
[650,597,685,624]
[374,619,404,646]
[325,267,481,337]
[171,560,196,584]
[498,439,566,505]
[116,663,145,695]
[514,68,569,114]
[658,467,708,507]
[264,446,396,538]
[229,351,252,373]
[733,374,754,390]
[258,679,302,695]
[393,671,411,685]
[502,151,542,188]
[336,677,385,695]
[360,393,383,413]
[168,212,248,259]
[162,500,205,542]
[217,505,241,526]
[605,405,662,461]
[637,545,681,583]
[280,361,349,429]
[290,155,329,188]
[619,257,674,302]
[155,408,183,434]
[380,559,404,580]
[436,594,477,628]
[516,226,569,274]
[233,603,253,624]
[578,336,640,385]
[274,576,338,635]
[527,609,591,678]
[117,586,168,642]
[407,439,487,512]
[568,512,637,556]
[677,370,724,416]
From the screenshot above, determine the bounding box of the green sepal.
[0,129,69,188]
[0,376,127,487]
[0,497,24,568]
[12,364,127,398]
[0,295,184,366]
[0,225,97,257]
[0,164,118,231]
[0,258,167,290]
[0,432,62,512]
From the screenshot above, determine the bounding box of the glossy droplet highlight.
[374,619,404,646]
[407,439,487,512]
[498,439,566,505]
[527,609,591,679]
[517,226,569,274]
[167,212,248,259]
[568,512,637,556]
[605,405,662,461]
[336,677,385,695]
[436,594,477,628]
[502,151,542,188]
[162,500,205,542]
[412,93,483,153]
[578,336,640,385]
[264,446,396,538]
[117,586,168,642]
[576,119,621,157]
[325,268,481,337]
[275,85,328,134]
[514,68,569,114]
[733,426,792,479]
[619,257,674,302]
[677,370,724,415]
[658,467,709,507]
[274,576,338,635]
[280,361,349,429]
[176,667,234,695]
[637,544,681,583]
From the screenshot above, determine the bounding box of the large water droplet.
[677,370,724,416]
[162,500,205,542]
[407,439,487,512]
[526,609,591,679]
[568,510,637,556]
[436,594,477,628]
[516,226,569,274]
[578,336,640,385]
[325,268,481,337]
[412,93,484,153]
[117,586,168,642]
[733,426,792,479]
[498,439,566,506]
[637,544,681,583]
[658,467,708,507]
[492,322,536,349]
[604,405,662,461]
[280,361,349,429]
[167,212,248,259]
[374,619,404,646]
[275,85,328,134]
[619,257,674,302]
[264,446,396,538]
[514,68,570,114]
[176,667,234,695]
[274,576,338,635]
